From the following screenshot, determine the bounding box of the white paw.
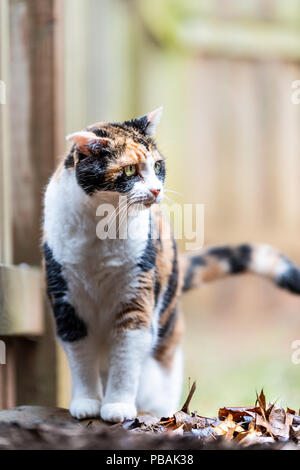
[100,402,137,423]
[70,398,101,420]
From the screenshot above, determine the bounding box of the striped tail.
[181,244,300,295]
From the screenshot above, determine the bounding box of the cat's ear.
[66,131,109,156]
[125,107,163,136]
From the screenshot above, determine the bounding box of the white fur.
[44,165,181,422]
[249,244,287,278]
[144,107,163,136]
[133,153,163,204]
[137,347,183,417]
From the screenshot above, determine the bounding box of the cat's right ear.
[66,131,109,156]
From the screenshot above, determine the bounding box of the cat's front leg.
[101,325,152,423]
[63,337,102,419]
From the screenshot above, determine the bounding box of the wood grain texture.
[6,0,65,407]
[0,0,12,265]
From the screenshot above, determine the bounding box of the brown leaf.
[181,381,196,415]
[213,414,244,436]
[170,424,184,436]
[268,407,291,440]
[293,415,300,426]
[135,414,160,427]
[265,402,276,420]
[256,389,266,413]
[238,430,274,447]
[245,411,269,432]
[219,406,261,422]
[174,411,207,432]
[174,411,194,430]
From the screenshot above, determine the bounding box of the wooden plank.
[7,0,65,406]
[0,365,4,409]
[178,19,300,60]
[9,0,62,265]
[136,0,300,61]
[0,0,12,265]
[14,312,57,407]
[53,0,65,162]
[4,340,16,408]
[0,264,43,336]
[0,339,16,409]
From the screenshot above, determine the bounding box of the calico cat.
[43,108,300,423]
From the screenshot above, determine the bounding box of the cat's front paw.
[100,402,137,423]
[70,398,101,420]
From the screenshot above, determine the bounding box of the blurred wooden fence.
[1,0,300,411]
[0,0,63,409]
[62,0,300,408]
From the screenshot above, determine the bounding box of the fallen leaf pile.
[0,386,299,449]
[120,384,300,448]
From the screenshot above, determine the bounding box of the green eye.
[154,161,162,174]
[124,165,137,177]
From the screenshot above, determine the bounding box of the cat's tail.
[181,243,300,295]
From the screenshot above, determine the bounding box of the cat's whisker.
[163,194,176,205]
[104,202,124,233]
[105,198,129,236]
[165,188,183,197]
[117,197,145,234]
[107,200,128,237]
[117,199,138,238]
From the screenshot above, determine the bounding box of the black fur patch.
[208,244,251,274]
[156,160,166,184]
[154,275,160,306]
[112,172,141,193]
[123,116,149,136]
[75,148,144,195]
[43,243,88,342]
[75,152,111,195]
[138,215,156,272]
[182,255,206,292]
[64,144,76,168]
[158,237,178,316]
[277,261,300,294]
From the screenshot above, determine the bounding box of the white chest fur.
[44,170,150,331]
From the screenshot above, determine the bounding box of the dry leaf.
[135,414,159,427]
[219,406,260,422]
[213,414,244,436]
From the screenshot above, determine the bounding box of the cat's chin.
[128,204,149,216]
[134,200,159,211]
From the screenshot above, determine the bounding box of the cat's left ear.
[126,107,163,136]
[66,131,110,156]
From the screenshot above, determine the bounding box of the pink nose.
[150,188,161,198]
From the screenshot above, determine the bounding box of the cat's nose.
[150,188,161,198]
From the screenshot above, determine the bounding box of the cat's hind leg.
[136,346,183,418]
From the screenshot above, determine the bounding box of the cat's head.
[66,108,165,208]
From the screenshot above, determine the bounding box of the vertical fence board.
[0,0,12,265]
[7,0,65,407]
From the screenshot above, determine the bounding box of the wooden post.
[0,0,12,265]
[0,0,14,408]
[4,0,66,407]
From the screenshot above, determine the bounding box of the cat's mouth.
[143,200,155,208]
